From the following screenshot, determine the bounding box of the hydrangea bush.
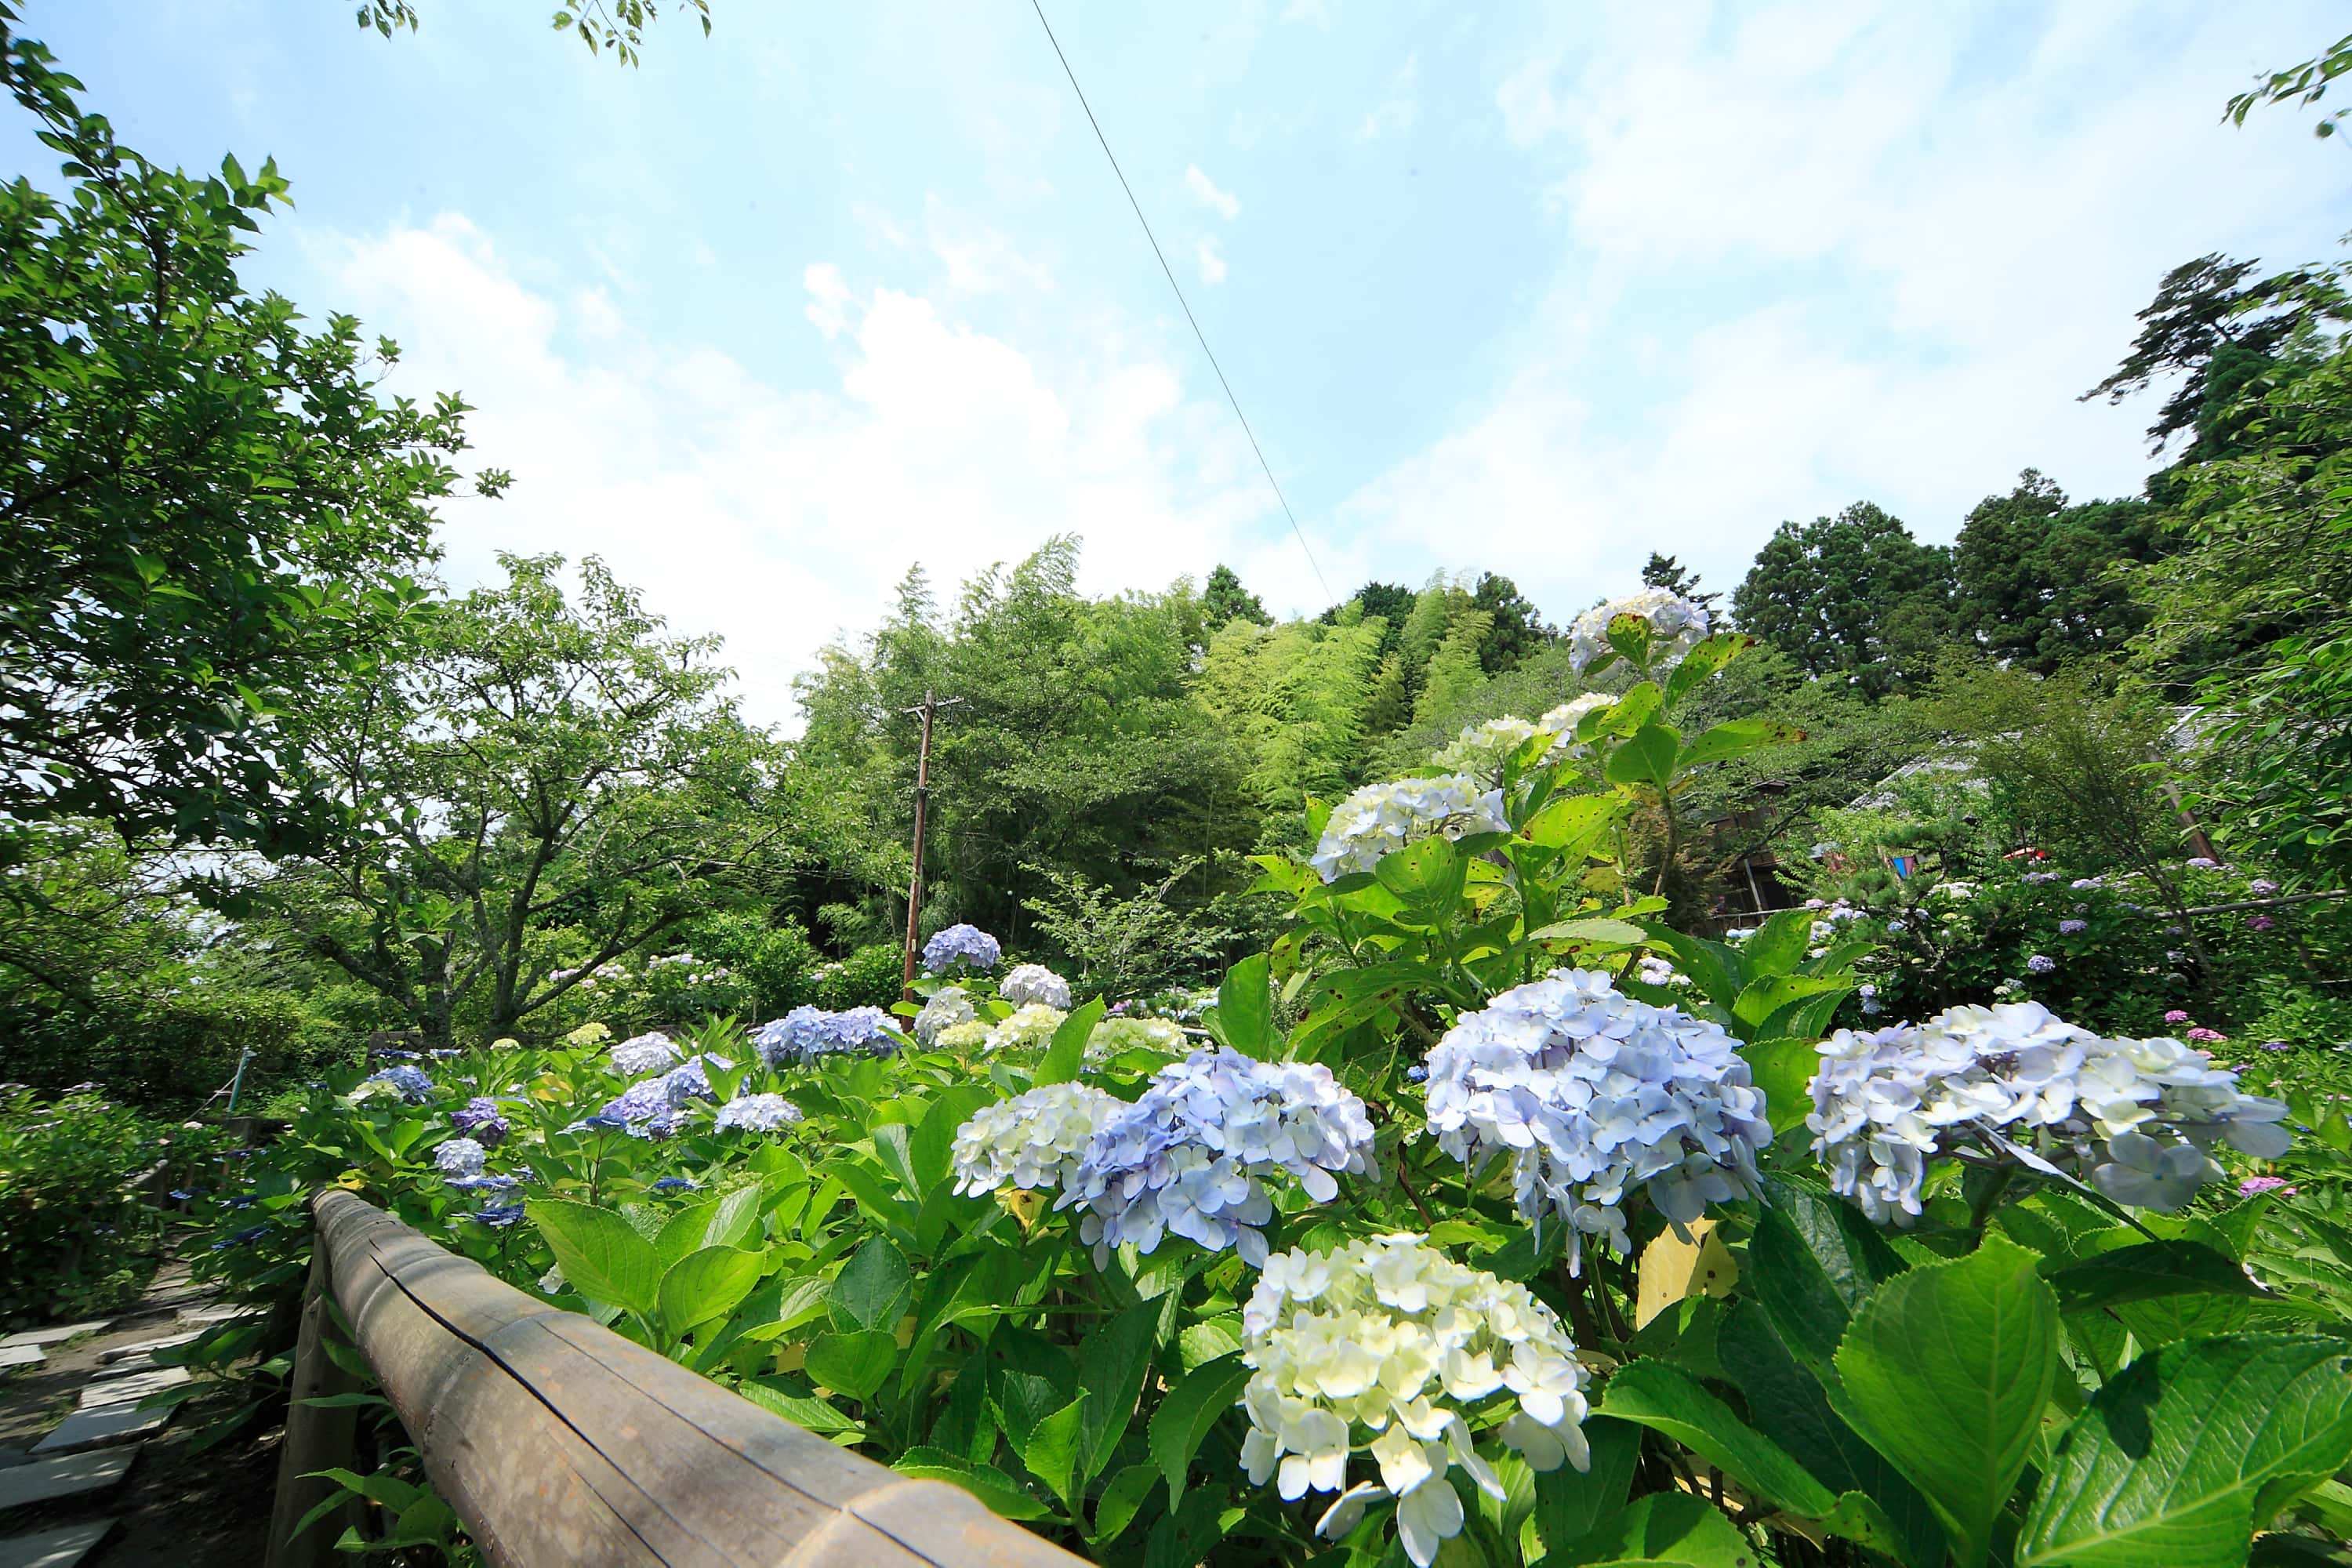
[176,619,2352,1568]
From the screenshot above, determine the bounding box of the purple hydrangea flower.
[2250,878,2280,897]
[452,1097,509,1147]
[922,924,1003,975]
[2059,920,2087,935]
[2027,953,2056,975]
[2250,915,2277,931]
[2238,1174,2296,1197]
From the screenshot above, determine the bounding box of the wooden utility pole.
[900,689,961,1003]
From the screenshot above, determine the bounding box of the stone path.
[0,1255,246,1568]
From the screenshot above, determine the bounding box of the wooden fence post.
[263,1247,365,1568]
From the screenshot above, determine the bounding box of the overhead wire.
[1024,0,1335,604]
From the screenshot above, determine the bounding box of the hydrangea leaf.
[2042,1240,2271,1314]
[2019,1334,2352,1568]
[1520,793,1622,855]
[1077,1298,1160,1481]
[803,1328,897,1404]
[1602,722,1681,793]
[1677,717,1802,773]
[1150,1352,1252,1504]
[909,1083,998,1191]
[656,1245,765,1338]
[829,1236,913,1333]
[1014,1394,1089,1512]
[1036,996,1107,1087]
[1749,1177,1910,1384]
[1531,1414,1641,1548]
[892,1446,1052,1522]
[1091,1462,1160,1545]
[1548,1490,1747,1568]
[524,1196,661,1318]
[1598,1358,1838,1519]
[1740,1038,1822,1134]
[1663,632,1753,706]
[1831,1232,2060,1568]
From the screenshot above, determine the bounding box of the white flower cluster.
[1239,1234,1592,1568]
[609,1031,681,1076]
[1085,1014,1188,1065]
[1422,969,1771,1273]
[713,1093,803,1134]
[949,1082,1120,1196]
[1632,954,1691,989]
[1310,775,1509,882]
[913,986,975,1046]
[1537,694,1613,758]
[1054,1048,1375,1266]
[986,1003,1068,1054]
[1809,1000,2294,1225]
[1000,964,1074,1009]
[1433,717,1542,780]
[1568,587,1709,676]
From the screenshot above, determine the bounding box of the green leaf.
[1211,953,1276,1059]
[1373,834,1468,915]
[1741,1038,1823,1134]
[1733,972,1852,1033]
[1532,1414,1642,1548]
[1643,925,1745,1012]
[803,1330,898,1404]
[1663,632,1753,706]
[1736,906,1817,980]
[1151,1353,1252,1504]
[2018,1334,2352,1568]
[1526,917,1649,947]
[910,1084,997,1194]
[1678,717,1801,772]
[1092,1463,1160,1544]
[736,1380,862,1435]
[893,1446,1052,1522]
[1749,1177,1908,1384]
[525,1197,661,1317]
[829,1236,913,1333]
[1037,996,1108,1086]
[1015,1396,1089,1512]
[1831,1232,2059,1568]
[1521,793,1622,854]
[656,1246,766,1336]
[1598,1359,1838,1519]
[1548,1490,1748,1568]
[2042,1240,2270,1314]
[1078,1298,1160,1481]
[1602,722,1681,793]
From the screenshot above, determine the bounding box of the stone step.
[0,1323,108,1350]
[76,1368,188,1409]
[0,1519,115,1568]
[0,1446,136,1511]
[0,1348,42,1374]
[94,1333,197,1367]
[172,1304,253,1327]
[28,1403,171,1457]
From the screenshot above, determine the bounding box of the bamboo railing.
[266,1190,1087,1568]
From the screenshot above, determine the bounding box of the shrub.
[811,942,903,1011]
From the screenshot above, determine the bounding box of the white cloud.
[1196,236,1229,286]
[1355,54,1420,142]
[1340,2,2352,615]
[924,194,1055,296]
[303,215,1275,731]
[1185,163,1243,221]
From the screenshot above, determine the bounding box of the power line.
[1025,0,1334,605]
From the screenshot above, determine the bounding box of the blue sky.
[12,1,2351,724]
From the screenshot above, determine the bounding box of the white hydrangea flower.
[1085,1014,1188,1065]
[1311,775,1510,882]
[1808,1000,2293,1225]
[985,1003,1069,1054]
[1240,1234,1592,1568]
[1433,717,1543,780]
[1568,587,1710,676]
[1537,693,1615,760]
[1056,1048,1375,1267]
[1000,964,1074,1009]
[434,1137,488,1178]
[1421,968,1771,1274]
[713,1094,803,1134]
[1633,953,1692,989]
[609,1031,681,1076]
[950,1082,1121,1196]
[913,985,975,1046]
[935,1019,993,1051]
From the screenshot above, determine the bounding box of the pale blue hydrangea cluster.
[597,1077,677,1138]
[922,923,1003,975]
[753,1005,897,1067]
[610,1031,681,1076]
[1239,1234,1592,1568]
[1567,587,1709,676]
[363,1065,433,1103]
[1054,1048,1375,1267]
[1421,969,1772,1273]
[913,985,975,1046]
[1309,775,1509,882]
[1809,1000,2294,1225]
[950,1082,1121,1196]
[1000,964,1073,1009]
[661,1055,728,1107]
[714,1093,804,1134]
[434,1137,488,1178]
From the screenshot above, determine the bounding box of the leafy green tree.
[1468,572,1552,673]
[354,0,713,65]
[1642,551,1722,615]
[259,554,794,1048]
[2082,253,2310,457]
[1732,502,1953,699]
[1951,470,2167,672]
[2225,28,2352,136]
[0,17,502,851]
[1200,564,1271,630]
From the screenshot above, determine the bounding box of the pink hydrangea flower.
[2164,1010,2191,1025]
[2187,1026,2227,1044]
[2239,1175,2297,1198]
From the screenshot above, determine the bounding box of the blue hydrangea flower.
[753,1006,897,1067]
[661,1055,729,1108]
[2058,920,2087,935]
[364,1065,433,1103]
[470,1203,528,1228]
[922,924,1003,975]
[1055,1047,1374,1269]
[599,1078,679,1139]
[451,1097,509,1147]
[610,1031,681,1076]
[714,1093,804,1134]
[434,1137,488,1178]
[445,1174,522,1194]
[211,1224,270,1251]
[2027,953,2057,974]
[649,1176,701,1192]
